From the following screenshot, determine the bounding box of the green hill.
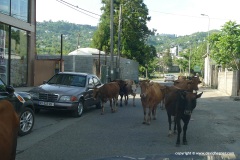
[36,20,218,55]
[36,20,97,55]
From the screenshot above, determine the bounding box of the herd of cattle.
[93,75,203,146]
[0,75,202,160]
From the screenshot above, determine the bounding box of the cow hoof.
[101,113,104,115]
[142,122,146,124]
[153,117,156,120]
[183,141,188,145]
[168,133,174,137]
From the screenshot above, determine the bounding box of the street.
[16,84,240,160]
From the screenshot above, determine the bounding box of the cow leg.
[182,116,190,145]
[167,113,172,136]
[101,103,105,115]
[147,107,152,125]
[124,95,128,106]
[119,94,123,107]
[132,95,136,107]
[173,117,177,134]
[176,117,182,146]
[113,97,118,112]
[142,107,147,124]
[109,99,114,113]
[160,100,165,110]
[152,105,157,120]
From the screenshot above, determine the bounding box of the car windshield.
[47,74,86,87]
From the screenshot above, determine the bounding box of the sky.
[36,0,240,36]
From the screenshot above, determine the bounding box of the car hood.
[29,84,86,95]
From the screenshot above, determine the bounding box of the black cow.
[163,86,203,146]
[111,79,127,107]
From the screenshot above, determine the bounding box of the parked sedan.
[164,74,175,82]
[0,78,35,136]
[29,72,102,117]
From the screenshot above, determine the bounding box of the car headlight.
[14,92,25,103]
[59,96,78,102]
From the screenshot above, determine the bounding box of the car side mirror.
[88,84,95,89]
[6,85,15,94]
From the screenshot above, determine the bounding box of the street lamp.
[201,14,210,55]
[188,45,192,76]
[201,13,210,86]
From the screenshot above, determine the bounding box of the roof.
[68,47,105,55]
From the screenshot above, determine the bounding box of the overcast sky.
[36,0,240,36]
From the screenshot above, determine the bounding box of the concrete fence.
[217,70,240,96]
[36,54,139,84]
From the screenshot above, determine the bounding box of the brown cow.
[93,82,120,115]
[178,76,187,81]
[0,100,19,160]
[173,76,201,92]
[139,81,165,125]
[163,86,203,146]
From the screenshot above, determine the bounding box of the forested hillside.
[36,21,217,55]
[36,21,97,54]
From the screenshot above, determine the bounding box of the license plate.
[39,101,54,106]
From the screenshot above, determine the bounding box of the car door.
[83,76,95,106]
[85,76,101,106]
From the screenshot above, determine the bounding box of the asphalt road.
[16,84,240,160]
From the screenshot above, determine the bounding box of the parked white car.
[164,74,175,82]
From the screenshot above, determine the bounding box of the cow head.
[174,79,200,92]
[92,87,99,100]
[179,91,203,115]
[139,81,152,98]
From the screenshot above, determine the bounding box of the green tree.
[209,21,240,70]
[91,0,155,68]
[162,49,173,72]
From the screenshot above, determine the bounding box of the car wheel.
[18,107,35,136]
[73,101,84,117]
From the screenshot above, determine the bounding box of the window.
[0,0,10,15]
[10,27,27,87]
[0,23,9,84]
[11,0,28,22]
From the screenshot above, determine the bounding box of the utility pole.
[60,34,63,72]
[117,4,122,79]
[77,33,80,49]
[188,45,192,76]
[201,14,210,86]
[110,0,114,81]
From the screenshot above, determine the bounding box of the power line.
[56,0,100,19]
[149,10,240,21]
